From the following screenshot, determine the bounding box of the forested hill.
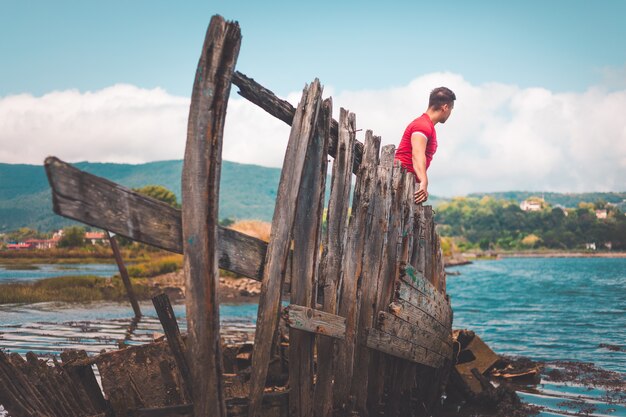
[1,160,624,233]
[0,160,282,232]
[469,191,626,210]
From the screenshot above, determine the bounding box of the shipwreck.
[0,15,455,417]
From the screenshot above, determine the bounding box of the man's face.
[440,102,454,123]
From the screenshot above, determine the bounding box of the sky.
[1,0,625,197]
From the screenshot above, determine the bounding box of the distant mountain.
[0,160,281,232]
[1,160,623,233]
[467,191,626,210]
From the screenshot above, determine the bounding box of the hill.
[468,191,626,210]
[0,160,281,232]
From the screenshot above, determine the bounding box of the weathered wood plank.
[351,143,393,414]
[334,129,380,410]
[288,96,330,417]
[399,263,452,327]
[44,157,270,281]
[388,299,451,342]
[366,328,445,368]
[378,311,452,355]
[107,231,141,318]
[395,280,450,329]
[285,304,346,340]
[151,294,192,400]
[182,15,241,417]
[367,156,402,411]
[248,79,323,417]
[314,107,355,417]
[423,206,435,285]
[232,71,364,174]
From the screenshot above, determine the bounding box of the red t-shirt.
[394,113,437,181]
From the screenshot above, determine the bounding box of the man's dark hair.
[428,87,456,110]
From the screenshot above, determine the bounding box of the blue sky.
[1,0,625,196]
[2,0,625,96]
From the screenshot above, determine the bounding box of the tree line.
[435,196,626,251]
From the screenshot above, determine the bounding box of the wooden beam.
[285,304,346,340]
[107,231,141,318]
[351,141,393,414]
[388,300,451,343]
[248,80,323,417]
[151,294,192,400]
[44,157,269,282]
[365,328,445,369]
[232,71,364,174]
[182,15,241,417]
[395,281,450,329]
[334,129,380,410]
[288,95,330,417]
[314,107,356,417]
[378,311,452,356]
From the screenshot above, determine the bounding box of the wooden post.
[288,97,330,417]
[107,230,141,318]
[248,80,323,417]
[351,142,393,414]
[334,130,380,410]
[314,108,356,417]
[181,15,241,417]
[152,293,192,401]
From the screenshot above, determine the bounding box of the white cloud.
[1,75,625,196]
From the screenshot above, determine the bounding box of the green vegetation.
[57,226,87,248]
[133,185,180,208]
[436,196,626,251]
[126,255,182,278]
[0,275,157,304]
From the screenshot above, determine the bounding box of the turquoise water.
[446,257,626,373]
[0,263,119,282]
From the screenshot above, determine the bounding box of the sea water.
[446,257,626,373]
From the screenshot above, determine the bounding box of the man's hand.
[414,183,428,204]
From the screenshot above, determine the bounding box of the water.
[446,257,626,374]
[0,263,119,283]
[1,258,624,416]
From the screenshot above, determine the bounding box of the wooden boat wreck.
[0,15,454,417]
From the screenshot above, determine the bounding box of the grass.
[126,254,183,278]
[0,275,157,304]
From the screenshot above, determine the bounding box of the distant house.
[520,198,544,212]
[24,238,58,250]
[85,231,107,245]
[7,243,33,250]
[585,242,596,250]
[595,209,608,219]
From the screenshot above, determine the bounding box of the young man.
[394,87,456,204]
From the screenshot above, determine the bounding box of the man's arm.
[411,132,428,204]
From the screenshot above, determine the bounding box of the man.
[394,87,456,204]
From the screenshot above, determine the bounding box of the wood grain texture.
[288,96,330,417]
[107,231,141,318]
[314,108,355,417]
[181,15,240,417]
[334,130,380,411]
[351,142,393,414]
[285,305,346,340]
[248,79,323,417]
[365,328,445,368]
[44,157,270,282]
[388,299,450,343]
[151,294,192,401]
[378,311,452,356]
